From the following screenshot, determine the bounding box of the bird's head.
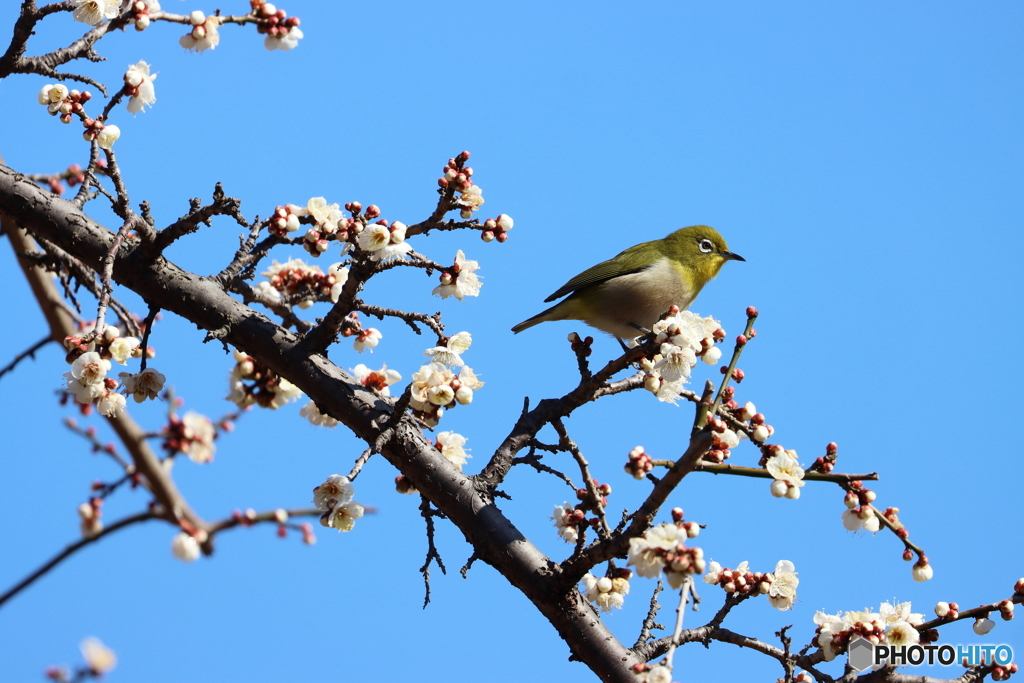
[663,225,745,287]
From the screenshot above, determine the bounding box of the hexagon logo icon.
[848,636,875,672]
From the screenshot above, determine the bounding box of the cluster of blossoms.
[77,498,103,538]
[258,257,348,308]
[624,445,654,479]
[480,214,514,243]
[626,520,705,589]
[357,220,414,261]
[180,11,221,52]
[935,595,1016,635]
[408,334,482,426]
[438,151,485,219]
[124,60,157,114]
[640,309,724,404]
[581,568,631,612]
[251,0,303,51]
[333,312,383,353]
[703,415,742,464]
[37,84,120,149]
[432,250,482,300]
[814,601,926,662]
[162,410,217,463]
[226,349,302,409]
[715,384,776,445]
[763,445,806,499]
[840,480,884,533]
[130,0,160,31]
[703,559,799,610]
[551,480,616,543]
[312,475,364,532]
[62,329,163,416]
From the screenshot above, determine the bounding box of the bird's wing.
[543,244,658,303]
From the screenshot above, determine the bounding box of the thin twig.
[0,334,51,381]
[0,510,155,608]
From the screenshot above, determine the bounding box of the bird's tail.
[511,304,561,334]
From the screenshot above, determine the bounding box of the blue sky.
[0,2,1021,681]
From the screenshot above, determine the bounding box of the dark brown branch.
[0,163,643,681]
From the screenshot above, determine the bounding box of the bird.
[511,225,744,339]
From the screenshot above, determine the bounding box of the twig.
[633,581,665,648]
[0,510,155,608]
[664,577,694,671]
[418,496,447,608]
[0,334,51,381]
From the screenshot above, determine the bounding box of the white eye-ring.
[698,239,714,253]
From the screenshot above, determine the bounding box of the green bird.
[511,225,744,338]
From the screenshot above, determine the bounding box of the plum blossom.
[73,0,119,26]
[125,61,157,114]
[108,336,141,364]
[552,503,581,543]
[171,532,201,562]
[766,560,799,610]
[423,331,472,367]
[299,401,339,427]
[351,363,402,396]
[96,125,120,150]
[180,11,221,52]
[436,431,470,470]
[97,391,126,418]
[357,221,412,261]
[312,474,364,532]
[433,251,482,300]
[582,572,630,612]
[766,450,805,499]
[119,367,166,403]
[80,637,117,673]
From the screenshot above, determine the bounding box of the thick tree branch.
[0,163,642,682]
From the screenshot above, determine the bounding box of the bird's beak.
[719,250,745,262]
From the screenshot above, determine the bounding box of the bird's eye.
[698,239,714,254]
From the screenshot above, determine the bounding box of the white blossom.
[96,124,121,150]
[171,532,201,562]
[181,411,216,463]
[767,560,798,610]
[424,331,472,367]
[97,391,126,417]
[299,401,339,427]
[552,503,578,543]
[327,501,364,532]
[125,61,157,113]
[180,13,221,52]
[73,0,119,26]
[312,474,354,511]
[627,523,688,579]
[119,367,166,403]
[108,336,141,364]
[80,637,117,673]
[433,250,482,300]
[437,431,470,470]
[264,26,304,51]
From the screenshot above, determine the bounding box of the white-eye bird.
[511,225,744,338]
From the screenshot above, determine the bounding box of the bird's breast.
[584,257,696,336]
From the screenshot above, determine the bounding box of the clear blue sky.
[1,2,1021,681]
